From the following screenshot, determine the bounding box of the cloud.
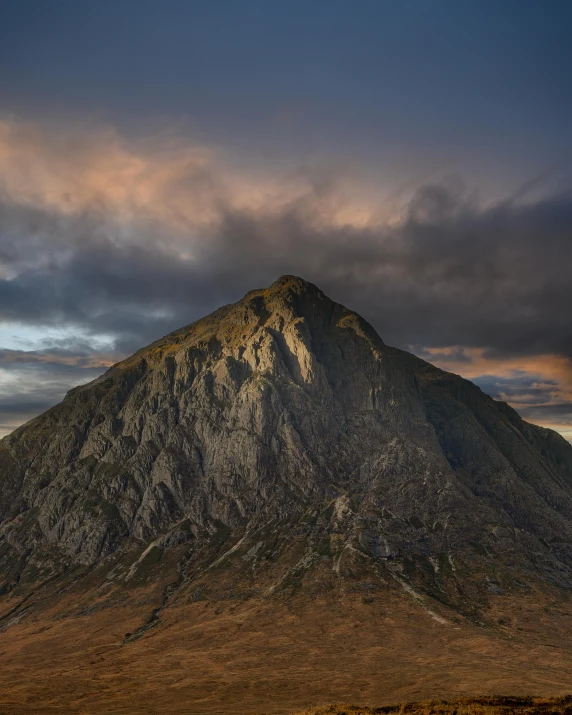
[0,348,115,369]
[517,403,572,443]
[1,117,572,438]
[0,353,105,436]
[415,347,572,441]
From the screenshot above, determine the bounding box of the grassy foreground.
[292,697,572,715]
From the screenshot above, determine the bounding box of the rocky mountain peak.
[112,274,382,377]
[0,276,572,617]
[246,274,325,300]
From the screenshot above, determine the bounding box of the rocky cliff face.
[1,275,572,606]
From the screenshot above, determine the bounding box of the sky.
[0,0,571,441]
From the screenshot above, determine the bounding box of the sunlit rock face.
[1,275,572,601]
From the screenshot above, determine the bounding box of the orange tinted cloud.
[422,346,572,390]
[420,345,572,439]
[0,349,117,370]
[0,117,387,235]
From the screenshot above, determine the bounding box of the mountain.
[2,274,572,593]
[1,275,572,714]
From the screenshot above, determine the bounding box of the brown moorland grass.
[2,585,572,715]
[2,544,572,714]
[292,697,572,715]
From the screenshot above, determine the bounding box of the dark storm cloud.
[520,403,572,419]
[0,355,104,434]
[1,179,572,357]
[518,403,572,443]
